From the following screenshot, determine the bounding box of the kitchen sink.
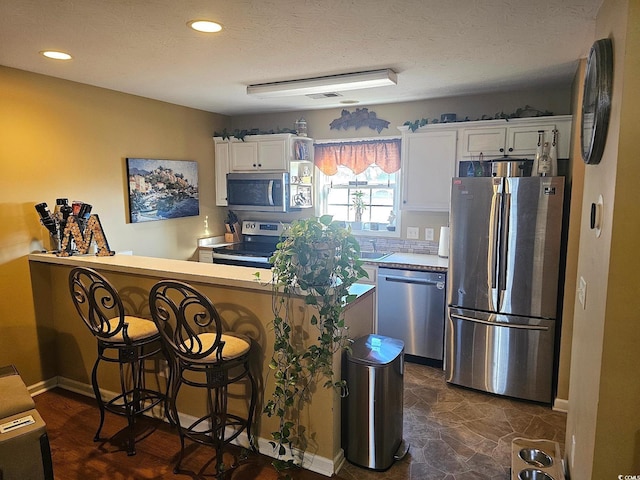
[358,251,391,260]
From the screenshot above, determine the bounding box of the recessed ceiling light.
[188,20,222,33]
[41,50,72,60]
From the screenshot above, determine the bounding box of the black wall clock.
[581,38,613,165]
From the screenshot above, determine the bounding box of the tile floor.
[338,362,567,480]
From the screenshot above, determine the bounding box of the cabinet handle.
[499,147,504,152]
[252,163,257,167]
[258,163,262,168]
[508,147,513,152]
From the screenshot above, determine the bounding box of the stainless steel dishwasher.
[377,268,446,361]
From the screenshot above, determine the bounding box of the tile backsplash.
[357,236,439,255]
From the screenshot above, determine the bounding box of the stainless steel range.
[211,220,285,268]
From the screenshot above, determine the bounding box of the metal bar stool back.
[149,280,257,477]
[68,266,167,455]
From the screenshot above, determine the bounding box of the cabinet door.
[214,142,229,206]
[258,139,288,170]
[230,141,259,171]
[402,130,457,211]
[461,127,507,157]
[507,125,556,156]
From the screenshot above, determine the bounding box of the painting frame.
[126,158,199,223]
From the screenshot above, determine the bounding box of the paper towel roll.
[438,226,449,258]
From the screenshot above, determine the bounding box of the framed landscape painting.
[126,158,199,223]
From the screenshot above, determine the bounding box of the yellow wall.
[0,66,229,385]
[565,0,640,476]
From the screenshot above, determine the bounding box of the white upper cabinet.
[400,126,457,212]
[459,115,572,161]
[227,134,299,172]
[213,139,230,206]
[229,140,260,171]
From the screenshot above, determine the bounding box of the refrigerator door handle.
[450,313,550,331]
[487,188,502,289]
[488,183,502,307]
[498,192,511,294]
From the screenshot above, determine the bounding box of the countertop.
[28,252,374,301]
[368,252,449,272]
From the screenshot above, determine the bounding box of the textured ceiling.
[0,0,602,115]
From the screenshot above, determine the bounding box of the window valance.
[314,138,401,176]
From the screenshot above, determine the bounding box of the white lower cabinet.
[400,128,457,212]
[360,263,377,286]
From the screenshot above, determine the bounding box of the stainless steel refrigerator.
[445,176,564,403]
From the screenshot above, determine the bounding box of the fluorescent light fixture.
[188,20,222,33]
[247,69,397,98]
[40,50,72,60]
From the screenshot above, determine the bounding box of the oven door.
[212,243,274,269]
[212,252,272,269]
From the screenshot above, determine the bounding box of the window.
[314,138,401,232]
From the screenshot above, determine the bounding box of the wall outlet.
[407,226,419,239]
[577,276,587,309]
[425,228,434,241]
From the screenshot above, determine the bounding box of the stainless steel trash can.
[343,334,408,470]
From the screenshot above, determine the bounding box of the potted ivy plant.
[263,215,366,472]
[351,190,366,230]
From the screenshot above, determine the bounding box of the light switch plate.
[425,228,434,241]
[407,226,419,239]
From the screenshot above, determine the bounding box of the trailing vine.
[263,215,366,473]
[403,105,554,132]
[213,127,298,141]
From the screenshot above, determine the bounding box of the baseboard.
[47,376,337,477]
[553,397,569,413]
[27,377,59,396]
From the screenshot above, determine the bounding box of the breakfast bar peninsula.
[28,253,375,476]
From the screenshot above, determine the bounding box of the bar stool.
[68,267,168,456]
[148,280,257,477]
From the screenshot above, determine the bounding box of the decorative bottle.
[538,142,551,176]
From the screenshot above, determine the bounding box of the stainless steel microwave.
[226,172,289,212]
